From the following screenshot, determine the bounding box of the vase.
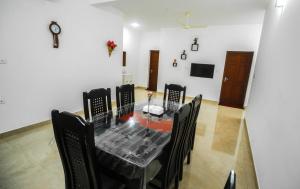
[108,47,113,57]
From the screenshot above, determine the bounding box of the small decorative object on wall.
[191,38,199,51]
[181,50,187,60]
[49,21,61,48]
[172,59,178,67]
[107,40,117,57]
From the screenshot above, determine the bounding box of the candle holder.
[145,92,153,137]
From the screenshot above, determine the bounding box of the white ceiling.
[94,0,270,29]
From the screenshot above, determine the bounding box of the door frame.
[219,51,254,109]
[147,50,160,91]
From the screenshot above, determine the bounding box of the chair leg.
[192,139,196,150]
[187,151,191,165]
[179,159,183,181]
[191,127,196,150]
[175,174,179,189]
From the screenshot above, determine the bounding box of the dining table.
[90,99,180,189]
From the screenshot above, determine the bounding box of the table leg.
[143,167,147,189]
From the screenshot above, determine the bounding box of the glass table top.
[90,99,180,167]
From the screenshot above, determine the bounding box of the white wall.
[135,26,262,103]
[0,0,123,134]
[123,27,141,82]
[246,0,300,188]
[136,31,161,87]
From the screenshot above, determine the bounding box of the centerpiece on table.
[142,92,164,117]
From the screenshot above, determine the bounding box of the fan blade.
[184,25,192,29]
[189,25,207,29]
[176,11,207,29]
[176,18,187,28]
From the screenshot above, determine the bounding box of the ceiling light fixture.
[131,22,140,28]
[276,0,286,7]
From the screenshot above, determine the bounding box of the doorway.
[219,51,254,109]
[122,51,126,67]
[147,50,160,91]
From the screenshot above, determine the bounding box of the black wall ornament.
[191,38,199,51]
[172,59,178,67]
[49,21,61,48]
[181,50,187,60]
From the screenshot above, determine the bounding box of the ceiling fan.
[177,11,207,29]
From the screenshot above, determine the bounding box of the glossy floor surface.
[0,88,258,189]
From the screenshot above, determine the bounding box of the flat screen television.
[190,63,215,78]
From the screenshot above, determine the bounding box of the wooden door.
[148,50,160,91]
[122,51,126,67]
[219,51,254,109]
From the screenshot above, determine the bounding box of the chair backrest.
[51,110,99,189]
[83,88,112,120]
[178,101,194,159]
[178,95,202,171]
[163,84,186,111]
[116,84,135,107]
[224,170,236,189]
[164,103,192,188]
[116,84,135,116]
[188,94,202,150]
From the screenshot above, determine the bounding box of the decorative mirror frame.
[191,38,199,51]
[172,59,178,67]
[181,50,187,60]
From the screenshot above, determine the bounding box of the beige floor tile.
[0,88,258,189]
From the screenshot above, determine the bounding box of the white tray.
[142,105,164,116]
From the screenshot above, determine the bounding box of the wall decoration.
[172,59,178,67]
[107,40,117,57]
[49,21,61,48]
[181,50,187,60]
[191,38,199,51]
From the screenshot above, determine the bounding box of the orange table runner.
[119,112,172,133]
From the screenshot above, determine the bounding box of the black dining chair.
[224,170,236,189]
[190,95,202,151]
[116,84,135,116]
[163,84,186,111]
[51,110,126,189]
[148,103,192,189]
[83,88,112,121]
[179,95,202,180]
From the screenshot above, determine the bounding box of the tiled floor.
[0,88,258,189]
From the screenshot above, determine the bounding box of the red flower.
[107,40,117,57]
[107,40,117,50]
